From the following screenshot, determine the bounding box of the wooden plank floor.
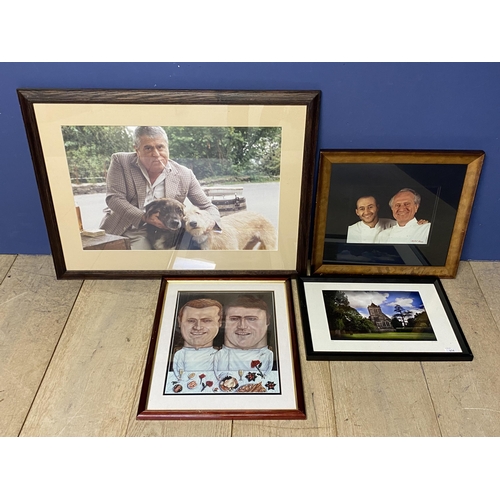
[1,255,499,437]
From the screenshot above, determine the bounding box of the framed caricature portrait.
[137,278,305,420]
[311,150,484,278]
[18,89,320,278]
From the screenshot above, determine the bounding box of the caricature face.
[135,135,169,173]
[391,191,419,226]
[179,306,221,348]
[355,196,379,227]
[224,306,269,350]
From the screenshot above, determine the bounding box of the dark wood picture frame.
[137,277,305,420]
[17,88,320,279]
[297,275,473,361]
[311,150,484,278]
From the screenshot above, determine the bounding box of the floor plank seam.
[17,279,85,437]
[0,254,18,286]
[419,361,444,437]
[470,262,500,321]
[325,362,339,437]
[125,343,157,437]
[466,262,483,293]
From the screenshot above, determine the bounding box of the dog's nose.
[189,221,198,228]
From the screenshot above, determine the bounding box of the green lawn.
[334,331,436,341]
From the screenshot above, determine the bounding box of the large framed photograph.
[298,276,473,361]
[311,150,484,278]
[137,278,305,420]
[18,89,320,278]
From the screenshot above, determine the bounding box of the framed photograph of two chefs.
[18,89,320,279]
[311,150,484,278]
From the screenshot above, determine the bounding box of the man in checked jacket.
[99,126,220,249]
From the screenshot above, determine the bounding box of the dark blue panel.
[1,62,498,259]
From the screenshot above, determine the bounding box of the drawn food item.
[173,384,183,393]
[237,382,266,393]
[188,373,196,379]
[219,376,239,392]
[187,380,197,389]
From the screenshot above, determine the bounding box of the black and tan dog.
[144,198,185,250]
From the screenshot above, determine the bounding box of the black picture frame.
[297,275,473,361]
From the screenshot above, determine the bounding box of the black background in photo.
[324,163,467,266]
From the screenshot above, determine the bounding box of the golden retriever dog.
[144,198,185,250]
[184,207,277,250]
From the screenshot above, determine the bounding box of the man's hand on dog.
[143,211,168,230]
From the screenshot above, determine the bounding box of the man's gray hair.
[389,188,421,208]
[133,126,169,149]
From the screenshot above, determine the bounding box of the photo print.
[322,289,436,341]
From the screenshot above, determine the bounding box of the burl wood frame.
[311,150,484,278]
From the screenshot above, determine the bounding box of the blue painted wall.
[1,62,499,259]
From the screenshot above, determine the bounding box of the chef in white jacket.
[376,188,431,244]
[214,295,273,380]
[346,195,396,243]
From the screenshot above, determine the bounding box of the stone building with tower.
[367,303,393,331]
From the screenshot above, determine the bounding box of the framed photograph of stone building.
[297,276,473,361]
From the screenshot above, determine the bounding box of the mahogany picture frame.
[137,277,305,420]
[17,88,320,279]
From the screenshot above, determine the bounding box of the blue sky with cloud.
[345,291,425,319]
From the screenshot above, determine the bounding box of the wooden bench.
[81,233,131,251]
[202,186,247,216]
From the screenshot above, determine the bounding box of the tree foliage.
[391,317,403,329]
[165,126,281,181]
[62,125,282,184]
[392,304,414,327]
[323,291,378,335]
[407,311,431,329]
[323,291,350,333]
[62,126,132,183]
